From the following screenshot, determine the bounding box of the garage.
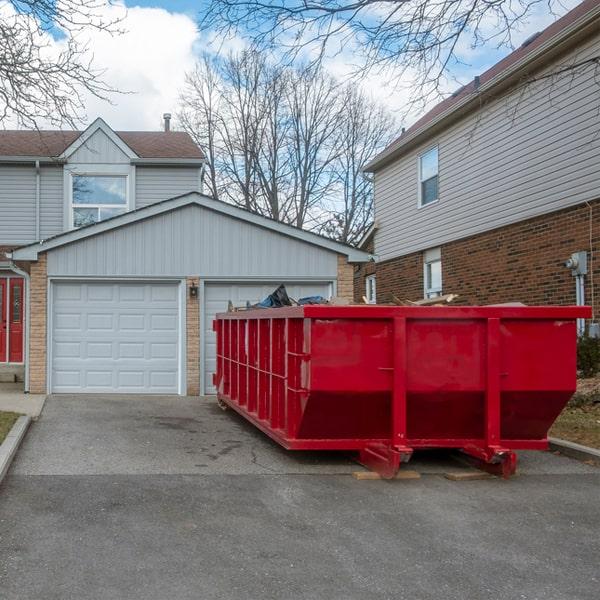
[11,193,369,395]
[203,281,332,393]
[50,281,183,394]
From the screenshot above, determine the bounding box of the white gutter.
[35,160,41,241]
[4,263,30,393]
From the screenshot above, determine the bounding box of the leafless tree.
[0,0,124,129]
[319,87,393,244]
[199,0,570,112]
[287,67,341,228]
[178,49,399,240]
[179,56,222,199]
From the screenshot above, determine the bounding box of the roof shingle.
[0,128,204,159]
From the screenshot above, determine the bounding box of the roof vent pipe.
[163,113,171,132]
[473,75,481,90]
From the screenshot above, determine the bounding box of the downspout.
[35,160,41,241]
[4,261,30,393]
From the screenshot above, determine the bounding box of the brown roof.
[368,0,600,170]
[0,128,204,159]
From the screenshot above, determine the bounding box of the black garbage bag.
[256,284,293,308]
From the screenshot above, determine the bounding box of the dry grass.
[0,411,21,445]
[551,403,600,449]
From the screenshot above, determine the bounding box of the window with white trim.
[423,248,442,298]
[418,147,439,207]
[72,175,127,228]
[365,274,376,304]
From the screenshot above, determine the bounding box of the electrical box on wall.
[565,251,587,276]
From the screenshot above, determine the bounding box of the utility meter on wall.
[565,251,587,276]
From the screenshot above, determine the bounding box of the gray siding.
[40,166,63,239]
[47,204,338,278]
[374,33,600,262]
[68,129,130,164]
[0,165,36,244]
[135,167,200,208]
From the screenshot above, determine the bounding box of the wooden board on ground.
[444,471,494,481]
[352,470,421,480]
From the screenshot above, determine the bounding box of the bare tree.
[178,49,399,240]
[287,67,341,228]
[199,0,570,112]
[180,56,222,199]
[0,0,123,129]
[320,87,394,244]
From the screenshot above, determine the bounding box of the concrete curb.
[548,437,600,464]
[0,415,31,484]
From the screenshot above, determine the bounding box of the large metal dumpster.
[214,305,591,478]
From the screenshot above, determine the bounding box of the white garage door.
[203,282,332,394]
[51,281,181,394]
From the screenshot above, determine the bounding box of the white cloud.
[50,2,200,130]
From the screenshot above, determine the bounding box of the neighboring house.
[1,117,368,395]
[357,0,600,321]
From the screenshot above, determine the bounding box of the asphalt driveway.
[0,395,598,600]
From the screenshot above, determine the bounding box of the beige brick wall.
[337,255,354,301]
[186,277,200,396]
[29,255,47,394]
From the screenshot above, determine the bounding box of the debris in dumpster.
[257,284,294,308]
[298,296,328,305]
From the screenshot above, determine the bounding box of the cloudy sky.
[42,0,582,131]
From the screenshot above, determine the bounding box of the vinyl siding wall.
[68,129,130,164]
[374,32,600,262]
[0,165,63,245]
[135,167,201,208]
[47,204,338,278]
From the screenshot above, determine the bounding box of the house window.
[418,147,439,207]
[365,274,376,304]
[424,248,442,298]
[72,175,127,227]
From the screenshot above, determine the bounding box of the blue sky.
[26,0,583,130]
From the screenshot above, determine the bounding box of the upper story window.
[424,247,442,298]
[365,274,376,304]
[72,175,127,228]
[418,147,439,207]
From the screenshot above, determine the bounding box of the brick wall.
[186,277,200,396]
[29,255,47,394]
[360,199,600,314]
[336,255,354,301]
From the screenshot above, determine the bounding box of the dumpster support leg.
[457,317,517,479]
[460,445,517,479]
[358,317,414,479]
[359,444,413,479]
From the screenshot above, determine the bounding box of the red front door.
[0,278,24,363]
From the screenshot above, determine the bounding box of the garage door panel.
[51,282,181,394]
[203,282,331,394]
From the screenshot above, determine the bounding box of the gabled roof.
[365,0,600,172]
[8,193,370,263]
[0,118,204,160]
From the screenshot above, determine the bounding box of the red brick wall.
[357,199,600,315]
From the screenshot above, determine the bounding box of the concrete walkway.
[0,395,598,600]
[0,383,46,417]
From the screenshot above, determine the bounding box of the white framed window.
[423,247,442,298]
[71,174,128,228]
[418,146,439,207]
[365,274,376,304]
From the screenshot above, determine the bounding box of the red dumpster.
[214,305,590,478]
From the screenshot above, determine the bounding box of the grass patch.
[550,403,600,449]
[0,411,21,445]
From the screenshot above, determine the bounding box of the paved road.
[0,395,598,600]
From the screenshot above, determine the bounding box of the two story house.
[359,0,600,326]
[1,117,366,395]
